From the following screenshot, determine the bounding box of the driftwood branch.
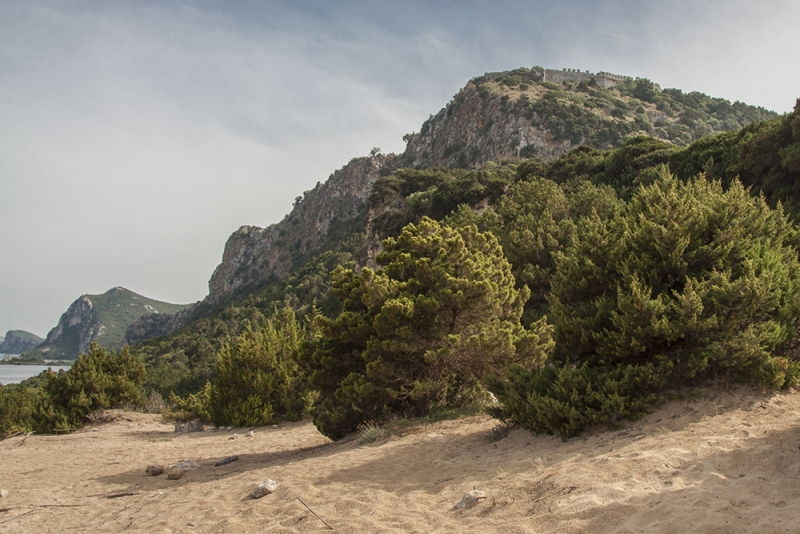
[297,497,333,530]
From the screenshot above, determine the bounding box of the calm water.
[0,363,71,385]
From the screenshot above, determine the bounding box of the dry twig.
[297,497,333,530]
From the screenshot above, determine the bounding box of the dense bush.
[488,171,800,437]
[0,384,35,438]
[168,307,312,426]
[33,342,146,432]
[209,307,310,426]
[303,217,553,439]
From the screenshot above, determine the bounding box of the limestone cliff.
[0,330,44,355]
[207,153,396,302]
[202,72,571,305]
[399,73,570,169]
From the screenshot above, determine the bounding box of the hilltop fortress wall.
[542,68,660,91]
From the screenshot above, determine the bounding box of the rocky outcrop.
[0,330,44,355]
[204,75,573,305]
[398,75,571,169]
[207,153,397,302]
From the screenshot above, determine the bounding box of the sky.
[1,0,799,338]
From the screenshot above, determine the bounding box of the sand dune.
[2,385,800,533]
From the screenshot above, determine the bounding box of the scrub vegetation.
[3,96,799,441]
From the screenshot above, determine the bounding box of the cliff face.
[24,287,190,360]
[207,153,397,302]
[0,330,44,355]
[203,76,572,305]
[399,78,571,169]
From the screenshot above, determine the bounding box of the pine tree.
[303,217,553,439]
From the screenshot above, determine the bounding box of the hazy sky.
[2,0,799,337]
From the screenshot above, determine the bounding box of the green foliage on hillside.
[130,250,356,398]
[468,72,778,151]
[669,99,800,217]
[302,217,553,439]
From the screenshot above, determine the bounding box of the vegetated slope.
[126,67,776,345]
[197,68,776,309]
[125,69,790,397]
[0,330,44,355]
[23,287,191,361]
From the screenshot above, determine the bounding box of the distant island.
[0,330,44,357]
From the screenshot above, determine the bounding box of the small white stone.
[251,479,279,499]
[228,433,239,440]
[453,490,486,510]
[246,430,254,438]
[0,489,8,499]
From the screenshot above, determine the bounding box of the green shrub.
[168,381,212,421]
[303,217,553,439]
[209,307,310,426]
[0,384,35,438]
[489,170,800,438]
[33,342,146,433]
[487,362,659,438]
[168,307,311,427]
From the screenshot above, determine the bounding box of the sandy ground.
[2,386,800,533]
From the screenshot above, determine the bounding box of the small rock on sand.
[246,430,254,437]
[145,465,165,476]
[251,479,279,499]
[167,468,185,480]
[172,459,201,471]
[453,490,486,511]
[0,489,8,498]
[215,455,239,466]
[174,420,204,434]
[228,434,239,440]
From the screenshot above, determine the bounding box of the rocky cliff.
[24,287,191,360]
[125,67,777,343]
[0,330,44,355]
[201,72,570,306]
[207,153,397,302]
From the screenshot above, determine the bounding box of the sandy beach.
[1,385,799,533]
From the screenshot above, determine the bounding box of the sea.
[0,357,71,385]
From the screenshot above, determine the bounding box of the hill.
[0,330,44,355]
[124,67,778,347]
[198,67,776,309]
[119,68,796,398]
[23,287,191,361]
